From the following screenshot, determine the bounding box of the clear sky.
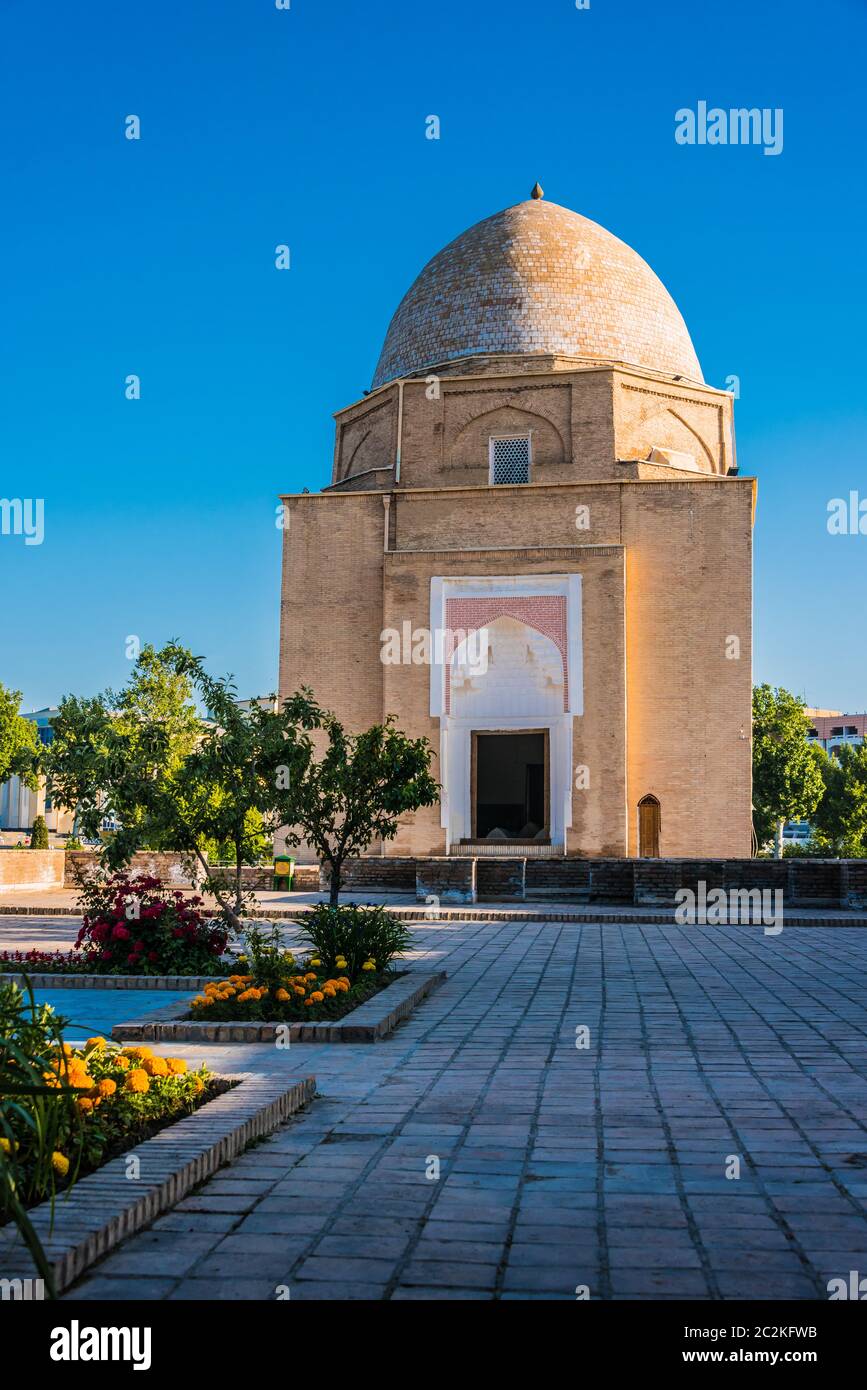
[1,0,865,713]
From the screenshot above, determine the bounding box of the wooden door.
[638,796,660,858]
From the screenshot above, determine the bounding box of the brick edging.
[111,970,447,1044]
[0,1072,316,1295]
[0,971,227,990]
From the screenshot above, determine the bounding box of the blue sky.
[1,0,865,713]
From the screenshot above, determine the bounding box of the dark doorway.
[638,794,661,857]
[473,731,548,840]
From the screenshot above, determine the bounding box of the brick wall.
[66,851,201,887]
[329,856,865,909]
[0,849,65,891]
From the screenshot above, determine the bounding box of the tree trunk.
[774,819,785,860]
[329,858,341,907]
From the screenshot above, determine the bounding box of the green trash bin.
[273,855,295,891]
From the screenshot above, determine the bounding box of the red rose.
[112,924,131,941]
[147,951,159,962]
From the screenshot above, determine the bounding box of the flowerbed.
[182,906,412,1023]
[1,978,221,1223]
[73,873,230,976]
[186,961,396,1023]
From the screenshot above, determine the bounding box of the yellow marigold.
[362,961,376,972]
[86,1037,106,1051]
[309,991,324,1002]
[0,1137,15,1155]
[309,958,322,967]
[96,1078,117,1097]
[52,1151,70,1177]
[275,988,290,1002]
[193,1077,204,1093]
[142,1056,169,1077]
[166,1058,187,1074]
[335,958,347,968]
[125,1069,150,1094]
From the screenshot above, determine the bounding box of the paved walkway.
[32,915,866,1301]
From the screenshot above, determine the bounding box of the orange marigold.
[96,1078,117,1098]
[125,1069,150,1094]
[142,1056,169,1077]
[166,1058,187,1074]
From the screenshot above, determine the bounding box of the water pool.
[32,989,194,1043]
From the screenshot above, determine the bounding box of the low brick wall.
[66,850,201,887]
[0,848,65,892]
[323,857,417,893]
[843,861,867,909]
[335,855,867,909]
[416,858,476,905]
[477,858,526,900]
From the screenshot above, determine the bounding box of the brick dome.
[372,198,703,389]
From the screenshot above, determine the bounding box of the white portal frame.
[429,574,583,854]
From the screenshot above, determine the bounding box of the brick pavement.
[54,917,867,1301]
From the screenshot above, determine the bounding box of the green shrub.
[30,816,49,849]
[0,979,85,1293]
[299,904,411,976]
[238,922,294,990]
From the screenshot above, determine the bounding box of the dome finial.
[530,181,544,200]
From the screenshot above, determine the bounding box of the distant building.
[805,709,867,760]
[0,708,74,837]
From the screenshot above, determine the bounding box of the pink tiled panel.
[444,595,568,714]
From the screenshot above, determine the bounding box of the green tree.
[30,815,49,849]
[46,646,439,925]
[752,684,826,857]
[0,683,39,789]
[277,691,439,905]
[45,644,312,930]
[44,645,204,854]
[812,743,867,857]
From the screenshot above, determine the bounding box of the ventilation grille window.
[491,436,530,485]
